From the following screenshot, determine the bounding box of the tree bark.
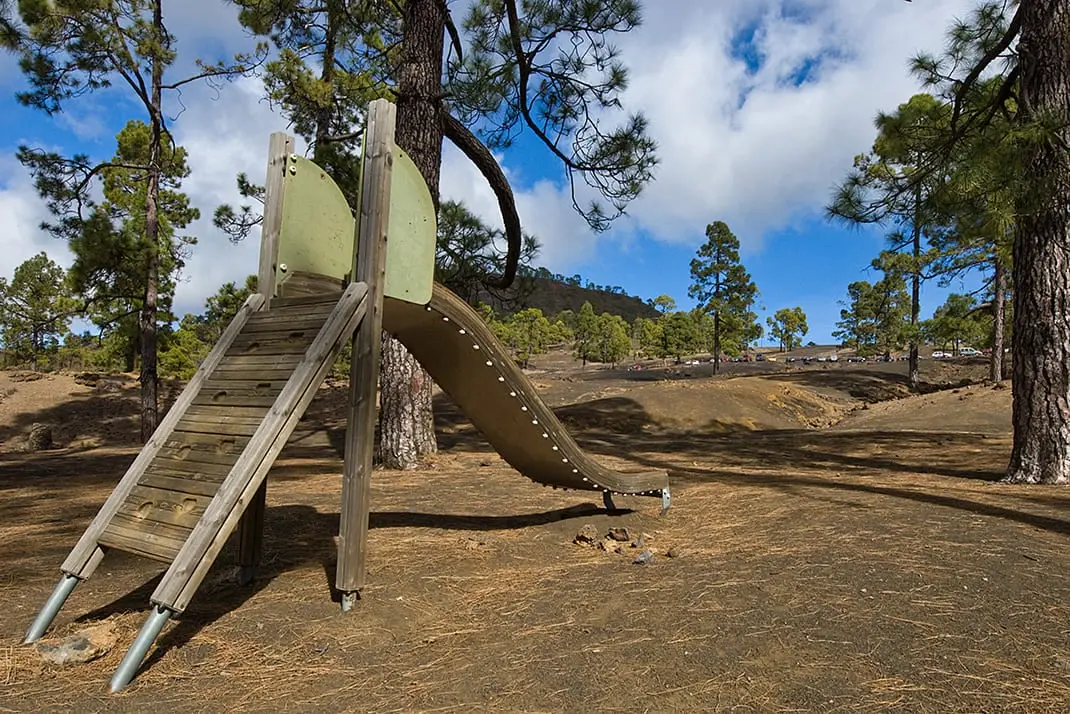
[377,0,443,468]
[139,0,165,443]
[908,183,922,392]
[1005,0,1070,484]
[990,252,1007,383]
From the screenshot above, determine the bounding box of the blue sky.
[0,0,985,344]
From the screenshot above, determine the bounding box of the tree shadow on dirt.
[65,498,607,666]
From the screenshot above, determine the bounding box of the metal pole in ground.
[109,606,173,693]
[23,574,80,643]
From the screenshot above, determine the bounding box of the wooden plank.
[241,131,292,580]
[164,430,250,454]
[173,419,264,438]
[244,305,335,326]
[191,392,281,409]
[277,271,346,298]
[199,378,286,394]
[149,455,236,479]
[214,354,306,370]
[257,132,293,306]
[224,341,314,358]
[98,526,181,564]
[152,282,369,612]
[123,484,210,526]
[139,472,223,498]
[244,312,332,330]
[206,367,303,382]
[183,404,272,421]
[338,99,397,595]
[230,328,318,347]
[60,293,267,579]
[270,293,346,309]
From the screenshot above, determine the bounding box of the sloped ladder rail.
[108,280,369,692]
[23,292,269,646]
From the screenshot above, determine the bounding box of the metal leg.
[660,487,672,516]
[603,490,617,511]
[109,605,172,693]
[24,574,80,644]
[340,590,359,613]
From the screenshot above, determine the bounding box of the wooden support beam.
[336,99,397,602]
[238,131,293,583]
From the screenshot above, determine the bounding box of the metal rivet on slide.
[486,360,493,366]
[552,446,559,451]
[459,329,466,334]
[426,306,432,311]
[561,458,568,463]
[509,391,516,397]
[473,345,480,350]
[443,316,449,321]
[498,376,505,382]
[531,418,538,424]
[541,432,548,438]
[582,476,588,481]
[574,469,580,474]
[521,406,528,411]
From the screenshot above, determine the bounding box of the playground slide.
[382,283,670,498]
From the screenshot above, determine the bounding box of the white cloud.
[0,0,986,310]
[610,0,979,251]
[0,155,74,277]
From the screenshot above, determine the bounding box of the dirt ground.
[1,355,1069,713]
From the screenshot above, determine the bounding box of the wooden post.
[237,131,294,584]
[336,99,397,607]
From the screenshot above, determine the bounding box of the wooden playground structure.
[21,100,671,692]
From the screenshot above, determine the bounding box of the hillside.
[475,277,660,322]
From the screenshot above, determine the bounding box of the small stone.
[597,539,623,553]
[632,550,654,565]
[666,546,679,558]
[36,623,118,665]
[607,527,631,542]
[574,524,599,545]
[28,423,53,451]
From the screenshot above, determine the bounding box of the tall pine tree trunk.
[1005,0,1070,484]
[377,0,441,468]
[990,253,1007,383]
[138,1,165,443]
[712,311,721,375]
[908,183,922,391]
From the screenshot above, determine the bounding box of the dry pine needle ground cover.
[1,359,1069,713]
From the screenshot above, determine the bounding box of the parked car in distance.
[959,347,982,357]
[932,350,948,359]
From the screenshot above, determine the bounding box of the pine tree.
[767,307,808,352]
[8,0,262,441]
[0,253,76,370]
[688,221,759,373]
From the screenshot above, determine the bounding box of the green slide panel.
[276,147,435,305]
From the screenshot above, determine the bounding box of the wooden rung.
[242,314,331,333]
[140,472,223,498]
[183,404,272,421]
[99,521,186,563]
[214,353,306,370]
[247,300,335,320]
[270,293,347,308]
[206,367,303,382]
[229,334,315,353]
[153,444,237,469]
[164,430,251,454]
[225,340,313,358]
[149,455,236,479]
[191,391,281,409]
[119,485,210,532]
[174,418,264,437]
